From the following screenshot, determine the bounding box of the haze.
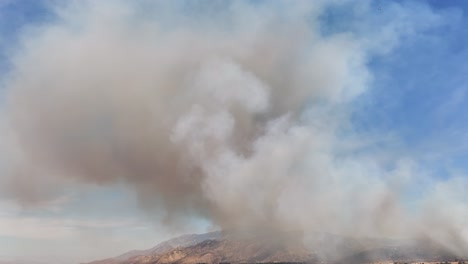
[0,1,468,263]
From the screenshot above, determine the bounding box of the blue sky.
[352,1,468,172]
[1,0,468,263]
[315,0,468,178]
[0,0,51,74]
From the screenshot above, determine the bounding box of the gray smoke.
[1,0,467,258]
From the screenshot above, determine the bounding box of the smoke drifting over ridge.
[1,0,468,257]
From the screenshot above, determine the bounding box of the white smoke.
[0,0,467,257]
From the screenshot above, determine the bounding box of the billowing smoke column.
[1,0,467,257]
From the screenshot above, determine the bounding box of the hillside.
[84,231,465,264]
[84,231,222,264]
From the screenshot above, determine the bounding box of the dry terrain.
[84,231,466,264]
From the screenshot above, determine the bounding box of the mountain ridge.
[84,231,222,264]
[84,231,464,264]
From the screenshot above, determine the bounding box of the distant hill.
[121,237,315,264]
[84,231,464,264]
[84,231,222,264]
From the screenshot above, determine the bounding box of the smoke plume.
[1,0,467,258]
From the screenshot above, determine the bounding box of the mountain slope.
[123,238,316,264]
[86,231,463,264]
[84,231,222,264]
